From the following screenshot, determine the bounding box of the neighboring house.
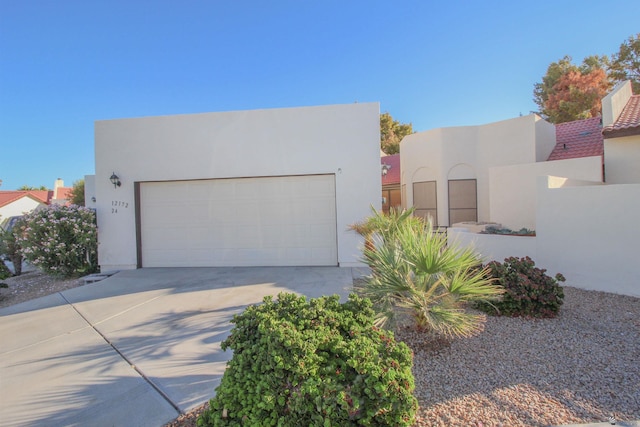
[547,116,604,179]
[400,114,602,229]
[91,103,380,271]
[50,178,73,205]
[381,154,401,214]
[0,179,74,226]
[439,81,639,297]
[0,191,46,224]
[601,80,640,184]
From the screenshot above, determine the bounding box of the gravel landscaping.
[397,285,640,426]
[166,285,639,427]
[1,271,637,426]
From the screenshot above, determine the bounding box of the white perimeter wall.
[448,228,536,264]
[536,177,640,297]
[605,136,640,184]
[489,156,602,230]
[95,103,380,270]
[449,177,640,297]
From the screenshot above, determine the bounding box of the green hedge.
[198,293,418,427]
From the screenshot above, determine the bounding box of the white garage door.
[139,175,338,267]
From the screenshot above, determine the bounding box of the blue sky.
[1,0,638,190]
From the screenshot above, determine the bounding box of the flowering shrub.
[15,205,98,277]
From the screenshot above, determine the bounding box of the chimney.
[53,178,64,199]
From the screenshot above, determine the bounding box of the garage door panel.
[140,175,337,267]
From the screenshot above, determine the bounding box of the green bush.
[476,256,565,318]
[0,217,25,276]
[198,293,418,427]
[0,261,11,280]
[15,205,98,277]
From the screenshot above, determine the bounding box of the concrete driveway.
[0,267,360,427]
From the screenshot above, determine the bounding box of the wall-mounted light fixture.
[110,172,121,189]
[381,164,391,176]
[91,196,96,203]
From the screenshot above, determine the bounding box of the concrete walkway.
[0,267,359,427]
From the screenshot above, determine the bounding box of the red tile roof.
[0,191,47,209]
[602,95,640,138]
[381,154,400,186]
[27,190,53,204]
[547,116,603,161]
[0,186,74,210]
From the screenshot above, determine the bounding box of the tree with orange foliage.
[544,68,611,124]
[534,55,612,124]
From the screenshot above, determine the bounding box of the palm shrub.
[15,205,98,277]
[198,293,417,426]
[353,208,503,338]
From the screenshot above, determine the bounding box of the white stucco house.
[400,113,602,230]
[405,81,639,296]
[0,192,45,224]
[91,103,380,271]
[0,179,72,227]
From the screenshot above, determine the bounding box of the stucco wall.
[489,156,603,229]
[604,136,640,184]
[447,228,537,263]
[536,177,640,297]
[94,103,380,270]
[401,114,555,226]
[0,197,43,220]
[602,81,633,127]
[449,177,640,297]
[84,174,97,210]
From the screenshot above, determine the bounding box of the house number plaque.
[111,200,129,214]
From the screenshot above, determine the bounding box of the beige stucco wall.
[449,176,640,297]
[0,197,43,220]
[536,177,640,297]
[401,114,555,226]
[604,135,640,184]
[94,103,380,271]
[602,81,633,127]
[84,174,97,210]
[489,156,603,230]
[447,228,537,263]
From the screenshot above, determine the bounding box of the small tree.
[69,179,85,206]
[533,55,612,123]
[0,218,25,276]
[352,208,503,338]
[380,112,413,155]
[609,33,640,92]
[16,205,98,277]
